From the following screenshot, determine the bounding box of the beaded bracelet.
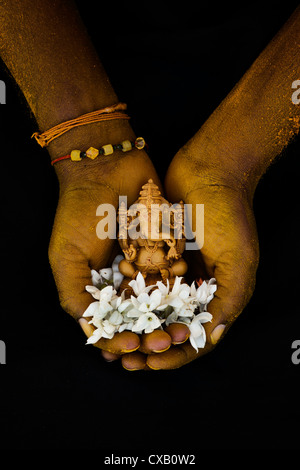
[51,137,146,166]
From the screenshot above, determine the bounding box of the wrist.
[46,118,137,186]
[176,101,278,198]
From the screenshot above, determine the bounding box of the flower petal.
[117,299,133,313]
[189,334,198,352]
[99,301,113,316]
[169,297,184,309]
[85,285,101,300]
[149,288,162,307]
[109,311,123,325]
[113,272,124,290]
[195,312,213,324]
[137,292,150,304]
[189,322,203,339]
[156,279,169,296]
[91,269,102,287]
[127,307,142,318]
[139,302,151,313]
[86,327,103,344]
[195,330,206,348]
[82,301,99,318]
[132,314,149,332]
[136,272,146,292]
[144,313,162,333]
[129,272,147,296]
[171,276,183,295]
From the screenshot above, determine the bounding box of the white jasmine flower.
[191,278,217,307]
[155,278,170,299]
[132,312,162,334]
[175,303,196,318]
[129,289,162,316]
[107,310,124,327]
[90,255,124,290]
[171,276,191,299]
[99,267,113,281]
[85,285,102,300]
[129,272,155,296]
[118,311,135,333]
[85,284,117,301]
[157,276,194,311]
[83,285,117,327]
[165,311,194,327]
[86,319,116,345]
[188,311,213,352]
[82,301,100,319]
[109,290,132,314]
[82,300,113,328]
[111,254,124,290]
[91,269,103,288]
[83,269,216,348]
[90,268,113,289]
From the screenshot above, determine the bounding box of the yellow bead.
[121,140,132,152]
[101,144,114,156]
[70,150,82,161]
[135,137,146,150]
[86,147,99,159]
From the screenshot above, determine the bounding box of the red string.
[51,154,71,166]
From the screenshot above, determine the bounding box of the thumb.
[48,240,96,320]
[204,248,259,347]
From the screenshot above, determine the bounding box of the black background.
[0,1,300,452]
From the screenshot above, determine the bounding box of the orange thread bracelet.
[32,102,130,148]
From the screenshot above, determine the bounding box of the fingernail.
[101,350,120,362]
[78,318,94,338]
[210,324,226,345]
[120,345,140,353]
[152,345,171,353]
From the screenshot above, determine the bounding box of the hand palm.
[149,153,261,368]
[49,150,161,354]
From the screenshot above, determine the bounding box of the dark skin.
[0,1,299,370]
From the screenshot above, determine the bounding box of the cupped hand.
[48,146,173,357]
[122,143,260,370]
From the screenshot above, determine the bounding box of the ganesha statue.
[117,179,188,294]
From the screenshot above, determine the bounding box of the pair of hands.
[48,132,259,370]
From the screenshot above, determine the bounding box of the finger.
[203,251,258,347]
[95,331,140,354]
[164,323,190,345]
[146,341,213,370]
[78,318,140,354]
[122,351,148,371]
[49,239,107,320]
[139,330,172,354]
[101,350,121,362]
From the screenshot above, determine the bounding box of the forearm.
[186,6,300,192]
[0,0,135,168]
